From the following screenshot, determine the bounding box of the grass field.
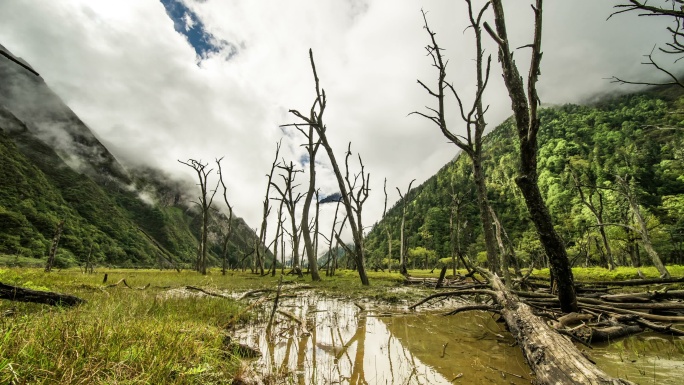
[1,265,682,384]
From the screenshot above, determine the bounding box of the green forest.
[365,88,684,271]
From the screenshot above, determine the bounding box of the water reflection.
[236,293,684,384]
[591,332,684,385]
[236,294,530,384]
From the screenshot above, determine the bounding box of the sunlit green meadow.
[1,265,682,384]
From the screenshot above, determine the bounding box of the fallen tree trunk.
[0,282,85,307]
[578,277,684,286]
[482,272,634,385]
[600,290,684,302]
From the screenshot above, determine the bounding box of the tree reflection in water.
[240,294,684,384]
[236,294,530,384]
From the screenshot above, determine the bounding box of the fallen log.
[186,286,231,299]
[529,276,684,287]
[600,290,684,303]
[579,297,684,311]
[577,277,684,287]
[634,318,684,336]
[0,282,85,307]
[578,302,684,323]
[478,271,634,385]
[408,288,497,310]
[585,325,644,343]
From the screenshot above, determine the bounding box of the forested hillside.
[365,88,684,270]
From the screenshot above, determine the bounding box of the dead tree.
[571,170,616,270]
[343,143,371,278]
[286,49,370,285]
[84,243,94,274]
[611,0,684,88]
[216,158,234,276]
[270,197,285,276]
[382,179,393,273]
[326,199,343,276]
[294,123,323,281]
[45,219,65,272]
[615,174,670,277]
[257,141,282,276]
[313,190,321,269]
[484,0,578,312]
[412,270,635,385]
[449,177,468,276]
[396,179,415,276]
[271,161,304,276]
[178,158,219,275]
[414,4,501,274]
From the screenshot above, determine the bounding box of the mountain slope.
[365,88,684,269]
[0,43,263,268]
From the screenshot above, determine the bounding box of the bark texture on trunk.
[486,273,635,385]
[485,0,578,312]
[517,175,578,312]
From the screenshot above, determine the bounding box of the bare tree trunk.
[396,180,415,276]
[286,50,370,285]
[45,219,65,272]
[571,171,615,270]
[272,198,284,276]
[381,178,393,273]
[616,175,670,278]
[484,0,578,312]
[490,207,511,288]
[85,243,93,274]
[216,158,234,276]
[327,200,343,277]
[258,142,281,276]
[414,5,500,273]
[473,155,499,272]
[272,162,303,277]
[178,159,219,275]
[299,124,322,281]
[314,190,320,266]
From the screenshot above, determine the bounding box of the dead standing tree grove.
[290,49,370,285]
[286,49,371,285]
[178,158,219,275]
[294,124,323,281]
[341,142,371,275]
[483,0,578,312]
[271,161,304,277]
[414,3,502,274]
[257,141,282,276]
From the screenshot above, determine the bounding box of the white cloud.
[0,0,674,254]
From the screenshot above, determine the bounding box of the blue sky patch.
[159,0,236,61]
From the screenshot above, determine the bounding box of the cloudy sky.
[0,0,673,245]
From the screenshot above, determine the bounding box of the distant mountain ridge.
[0,43,262,268]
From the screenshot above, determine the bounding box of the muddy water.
[235,293,684,384]
[590,332,684,385]
[236,294,530,384]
